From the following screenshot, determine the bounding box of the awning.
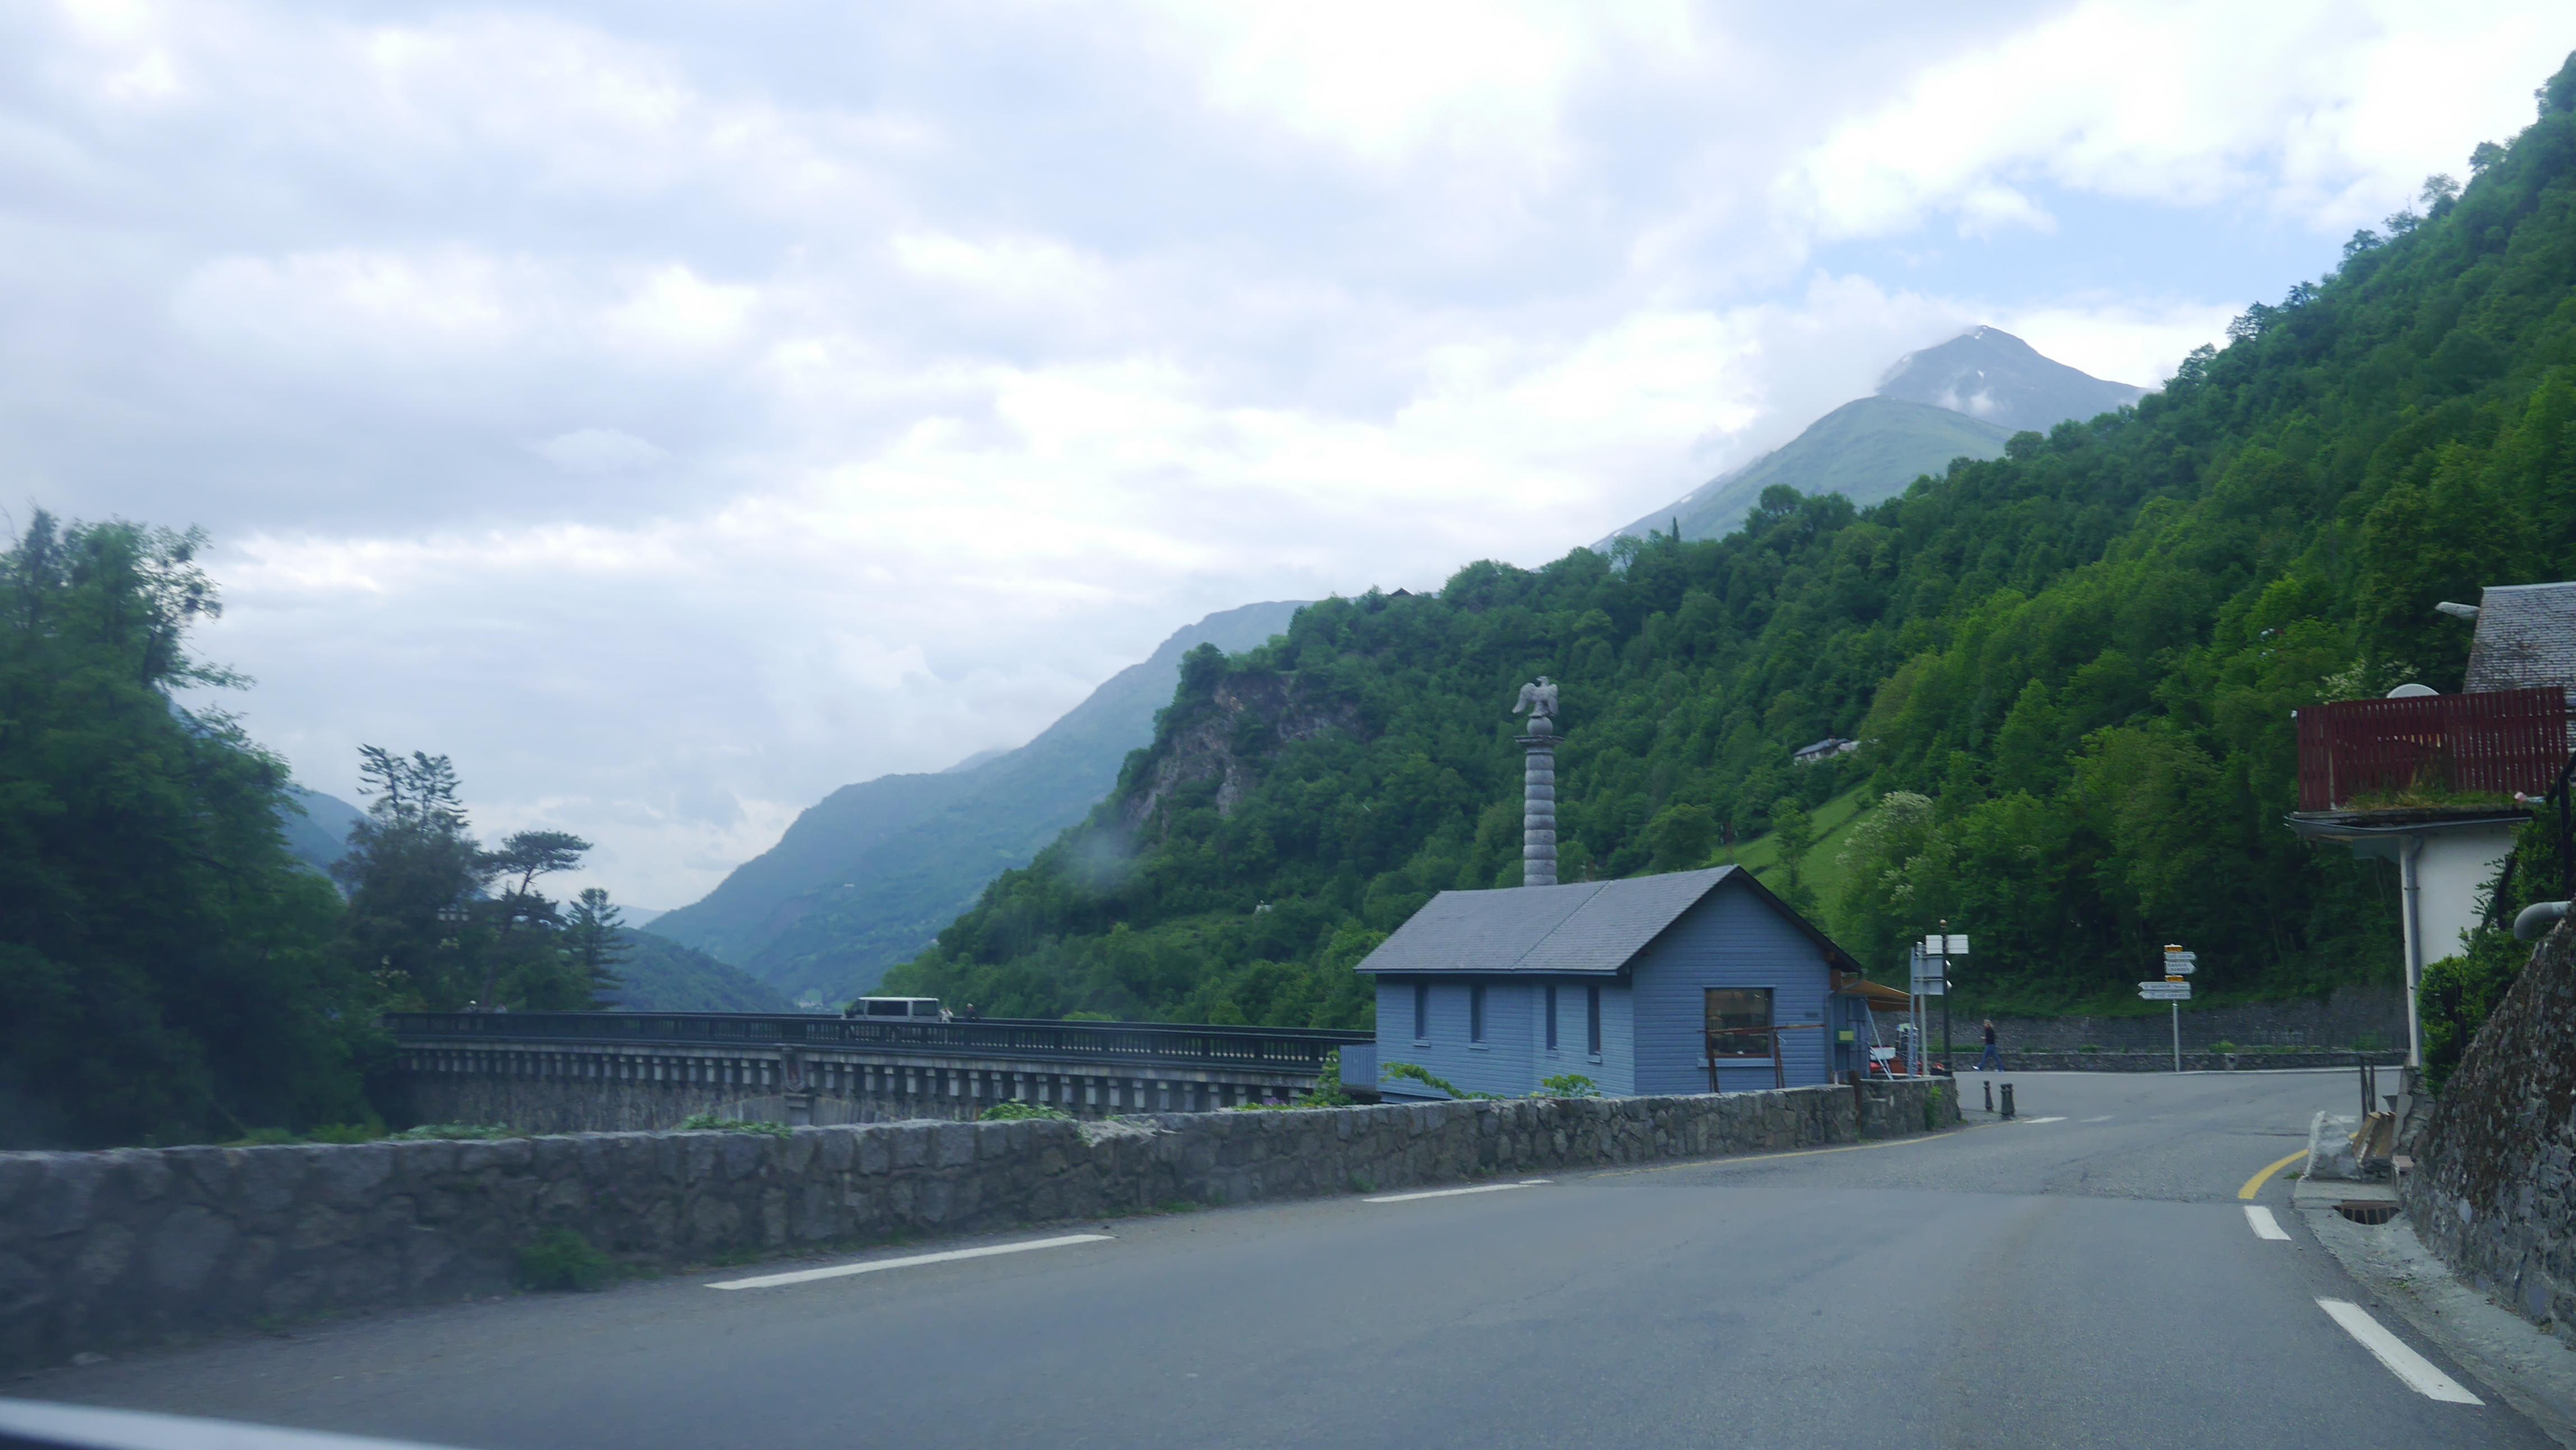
[1832,970,1912,1010]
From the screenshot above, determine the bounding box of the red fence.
[2296,687,2569,811]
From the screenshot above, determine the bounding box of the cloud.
[1786,0,2572,241]
[14,0,2574,908]
[532,428,670,476]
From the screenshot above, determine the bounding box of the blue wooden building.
[1350,866,1891,1100]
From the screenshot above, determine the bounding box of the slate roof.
[2465,582,2576,696]
[1353,865,1849,977]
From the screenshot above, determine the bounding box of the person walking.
[1977,1018,2002,1071]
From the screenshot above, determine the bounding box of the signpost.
[2143,945,2198,1070]
[1915,927,1967,1072]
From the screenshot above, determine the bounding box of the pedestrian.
[1977,1018,2002,1071]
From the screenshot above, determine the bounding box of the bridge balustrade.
[381,1011,1369,1075]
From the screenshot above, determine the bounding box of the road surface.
[12,1072,2542,1448]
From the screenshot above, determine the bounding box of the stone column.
[1520,717,1562,887]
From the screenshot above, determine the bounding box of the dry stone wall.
[0,1080,1954,1372]
[2403,920,2576,1342]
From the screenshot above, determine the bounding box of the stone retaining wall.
[1880,987,2406,1053]
[1988,1049,2405,1073]
[2402,920,2576,1343]
[0,1080,1956,1373]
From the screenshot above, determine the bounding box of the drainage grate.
[2335,1201,2398,1226]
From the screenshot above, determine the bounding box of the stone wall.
[1986,1049,2405,1073]
[2403,921,2576,1342]
[1872,987,2405,1058]
[0,1080,1956,1373]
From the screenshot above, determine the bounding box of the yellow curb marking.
[2238,1149,2307,1200]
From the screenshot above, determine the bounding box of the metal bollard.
[1999,1083,2016,1120]
[1983,1080,1994,1114]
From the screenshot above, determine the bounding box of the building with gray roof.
[2464,581,2576,700]
[1349,866,1885,1100]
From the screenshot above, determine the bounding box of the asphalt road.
[13,1072,2546,1449]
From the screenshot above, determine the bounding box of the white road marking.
[2316,1298,2484,1404]
[2080,1115,2114,1123]
[2017,1116,2067,1125]
[2244,1205,2291,1241]
[706,1234,1113,1290]
[1366,1179,1552,1204]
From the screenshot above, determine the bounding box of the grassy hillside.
[885,53,2576,1026]
[1726,784,1872,907]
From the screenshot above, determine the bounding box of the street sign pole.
[1939,919,1952,1073]
[2156,945,2197,1072]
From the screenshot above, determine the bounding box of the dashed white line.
[2080,1115,2114,1123]
[2017,1116,2068,1125]
[2317,1298,2484,1404]
[706,1233,1113,1290]
[2244,1205,2291,1241]
[1366,1180,1552,1204]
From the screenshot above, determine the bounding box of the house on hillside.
[1347,865,1879,1100]
[1791,737,1859,766]
[2286,580,2576,1070]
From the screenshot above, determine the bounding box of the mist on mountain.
[648,599,1308,1004]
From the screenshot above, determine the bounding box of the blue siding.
[1630,886,1834,1094]
[1374,976,1542,1100]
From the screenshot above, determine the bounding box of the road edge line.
[706,1233,1114,1290]
[2317,1298,2485,1405]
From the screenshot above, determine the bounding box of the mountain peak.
[1874,325,2145,434]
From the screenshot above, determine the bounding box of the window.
[1705,988,1775,1059]
[1469,983,1486,1044]
[1585,984,1602,1057]
[1413,981,1429,1041]
[1544,983,1558,1050]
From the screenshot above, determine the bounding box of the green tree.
[1768,797,1818,914]
[563,888,630,1008]
[0,513,378,1146]
[334,748,496,1010]
[1643,802,1716,871]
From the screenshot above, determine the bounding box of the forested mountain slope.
[884,53,2576,1027]
[606,930,793,1013]
[651,600,1304,1003]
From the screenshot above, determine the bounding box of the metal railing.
[381,1011,1370,1075]
[2294,686,2568,812]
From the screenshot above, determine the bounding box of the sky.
[7,1,2572,910]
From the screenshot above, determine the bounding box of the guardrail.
[381,1011,1370,1075]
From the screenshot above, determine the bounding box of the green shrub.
[1532,1073,1600,1099]
[1380,1061,1499,1100]
[979,1100,1074,1122]
[675,1113,791,1137]
[386,1122,521,1141]
[1924,1085,1946,1131]
[2211,1040,2236,1053]
[516,1228,609,1291]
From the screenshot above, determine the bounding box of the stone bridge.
[383,1012,1369,1132]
